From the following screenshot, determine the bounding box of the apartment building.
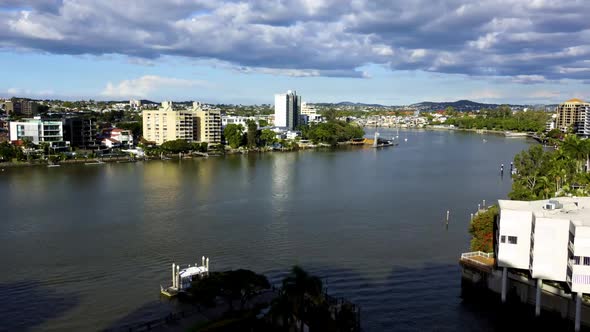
[556,98,590,136]
[193,102,222,144]
[498,198,590,293]
[142,101,221,145]
[9,118,64,147]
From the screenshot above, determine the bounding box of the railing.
[461,251,495,266]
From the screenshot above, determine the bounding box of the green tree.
[258,119,269,127]
[246,120,258,148]
[0,142,17,161]
[260,129,278,146]
[160,139,191,153]
[224,124,244,148]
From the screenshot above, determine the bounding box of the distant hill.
[409,99,535,112]
[313,101,387,108]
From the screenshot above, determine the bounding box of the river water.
[0,129,549,331]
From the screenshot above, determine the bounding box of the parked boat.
[85,160,105,165]
[47,164,61,168]
[504,131,528,138]
[160,256,210,297]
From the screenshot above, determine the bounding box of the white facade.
[9,119,64,146]
[497,207,533,269]
[497,198,590,294]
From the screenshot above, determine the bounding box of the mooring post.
[535,279,542,317]
[501,267,508,303]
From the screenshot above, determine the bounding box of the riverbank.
[0,140,377,169]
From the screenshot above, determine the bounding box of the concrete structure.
[9,118,64,147]
[142,101,222,145]
[556,99,590,136]
[274,90,301,130]
[497,197,590,329]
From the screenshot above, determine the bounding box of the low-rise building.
[100,128,133,148]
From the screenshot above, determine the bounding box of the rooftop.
[563,98,586,104]
[499,197,590,226]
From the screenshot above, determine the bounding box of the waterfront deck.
[460,251,495,273]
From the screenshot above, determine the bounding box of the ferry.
[160,256,210,297]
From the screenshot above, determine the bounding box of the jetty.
[161,256,210,297]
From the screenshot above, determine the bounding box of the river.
[0,129,544,331]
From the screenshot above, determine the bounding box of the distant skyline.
[1,1,590,105]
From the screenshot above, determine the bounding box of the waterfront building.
[301,102,317,116]
[100,128,133,148]
[556,98,590,136]
[274,90,301,130]
[496,197,590,329]
[63,117,98,149]
[9,118,64,147]
[142,101,222,145]
[192,102,222,144]
[143,101,195,145]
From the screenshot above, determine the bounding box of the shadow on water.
[102,299,187,331]
[0,281,79,332]
[96,263,587,332]
[266,264,582,332]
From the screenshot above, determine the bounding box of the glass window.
[508,236,517,244]
[575,256,581,265]
[584,257,590,266]
[501,235,506,243]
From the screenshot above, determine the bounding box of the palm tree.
[562,135,586,173]
[282,266,323,332]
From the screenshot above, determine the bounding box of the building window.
[508,236,517,244]
[575,256,581,265]
[584,257,590,266]
[501,235,506,243]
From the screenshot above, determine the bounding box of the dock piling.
[536,279,542,317]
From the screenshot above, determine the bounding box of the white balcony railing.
[461,251,495,267]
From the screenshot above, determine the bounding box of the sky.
[0,0,589,105]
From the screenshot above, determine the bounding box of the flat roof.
[499,197,590,226]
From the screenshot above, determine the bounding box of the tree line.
[510,135,590,200]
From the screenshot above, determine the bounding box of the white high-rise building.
[274,90,301,130]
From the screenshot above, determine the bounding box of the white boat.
[47,164,61,168]
[504,131,528,138]
[161,256,210,297]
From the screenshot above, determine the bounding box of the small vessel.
[47,164,61,168]
[161,256,210,297]
[483,139,487,143]
[504,131,528,138]
[85,160,105,165]
[404,138,408,142]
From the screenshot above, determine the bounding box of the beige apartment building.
[556,98,590,135]
[142,101,221,145]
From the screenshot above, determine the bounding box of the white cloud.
[100,75,205,98]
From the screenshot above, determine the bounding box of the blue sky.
[0,0,589,105]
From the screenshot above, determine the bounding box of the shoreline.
[0,128,532,169]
